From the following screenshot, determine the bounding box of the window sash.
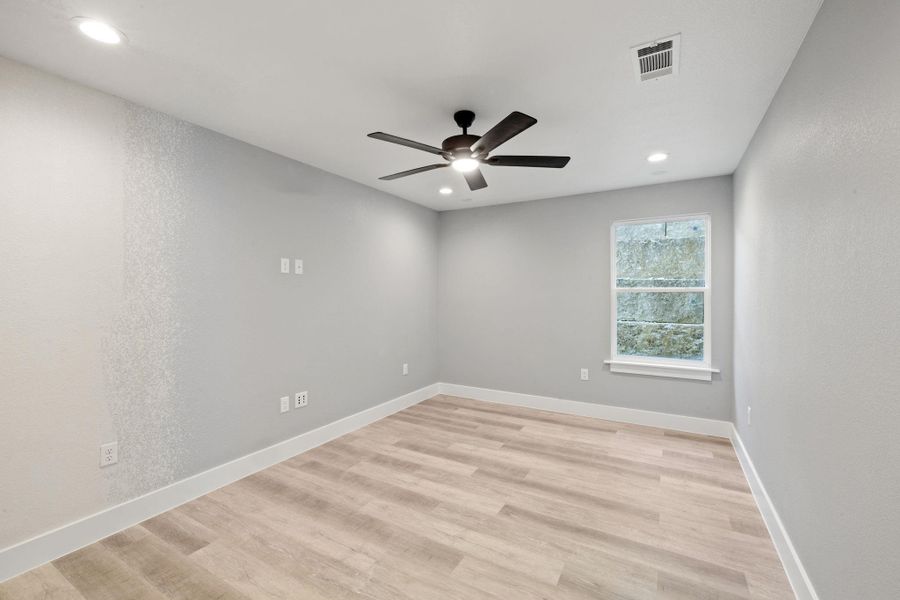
[610,214,711,369]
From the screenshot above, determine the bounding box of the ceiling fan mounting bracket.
[453,109,476,133]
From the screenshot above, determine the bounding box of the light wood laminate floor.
[0,395,794,599]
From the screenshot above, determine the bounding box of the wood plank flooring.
[0,395,794,599]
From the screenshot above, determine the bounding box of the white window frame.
[604,213,719,381]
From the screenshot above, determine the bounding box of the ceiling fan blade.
[470,111,537,157]
[378,163,449,180]
[463,168,488,191]
[368,132,446,156]
[485,155,571,168]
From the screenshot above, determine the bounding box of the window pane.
[616,291,704,360]
[615,219,706,287]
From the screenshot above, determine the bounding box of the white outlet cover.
[294,259,304,275]
[280,396,290,413]
[100,442,118,467]
[580,368,590,381]
[295,391,308,408]
[280,258,290,274]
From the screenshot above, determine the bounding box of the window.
[606,215,717,380]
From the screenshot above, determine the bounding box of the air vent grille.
[637,39,672,59]
[632,35,680,83]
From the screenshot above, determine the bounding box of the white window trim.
[606,213,719,381]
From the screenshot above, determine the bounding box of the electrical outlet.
[402,363,409,376]
[747,406,752,426]
[100,442,118,467]
[280,396,290,413]
[580,368,590,381]
[295,391,308,408]
[294,259,303,275]
[280,258,290,274]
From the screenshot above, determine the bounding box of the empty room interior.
[1,1,897,598]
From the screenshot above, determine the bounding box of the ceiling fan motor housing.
[442,134,480,159]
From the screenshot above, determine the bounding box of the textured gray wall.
[733,1,900,597]
[0,56,438,549]
[439,176,733,420]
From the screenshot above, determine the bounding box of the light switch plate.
[580,368,590,381]
[294,259,304,275]
[402,363,409,376]
[280,258,291,274]
[280,396,290,413]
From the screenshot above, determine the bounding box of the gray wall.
[733,1,900,597]
[0,56,439,549]
[439,176,734,420]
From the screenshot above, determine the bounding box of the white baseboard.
[438,383,815,598]
[730,426,819,600]
[0,383,440,583]
[438,382,733,438]
[3,380,814,600]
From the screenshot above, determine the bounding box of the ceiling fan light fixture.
[451,158,479,173]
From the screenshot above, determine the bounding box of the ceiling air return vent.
[632,34,680,83]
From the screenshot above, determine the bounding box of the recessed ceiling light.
[451,158,479,173]
[74,18,124,44]
[439,187,453,195]
[647,152,668,163]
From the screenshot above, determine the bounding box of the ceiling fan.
[367,110,570,191]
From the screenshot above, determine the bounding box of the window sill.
[603,359,719,381]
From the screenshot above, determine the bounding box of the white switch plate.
[580,368,590,381]
[747,406,752,426]
[295,391,308,408]
[294,259,304,275]
[100,442,118,467]
[280,258,291,274]
[280,396,290,413]
[402,363,409,376]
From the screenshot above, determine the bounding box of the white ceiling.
[0,1,821,211]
